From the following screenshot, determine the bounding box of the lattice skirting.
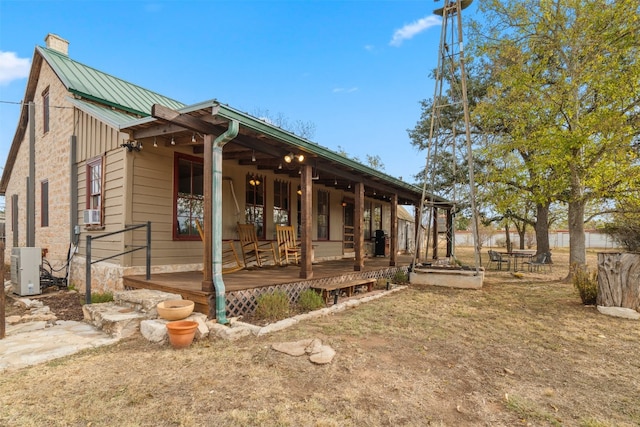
[226,265,408,317]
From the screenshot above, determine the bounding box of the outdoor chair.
[524,252,552,273]
[195,219,244,273]
[486,250,511,271]
[237,222,278,267]
[275,224,301,265]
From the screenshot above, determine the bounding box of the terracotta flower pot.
[157,299,195,321]
[166,320,198,349]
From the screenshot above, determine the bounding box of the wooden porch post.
[432,206,439,260]
[300,164,313,279]
[354,182,365,271]
[446,208,453,257]
[389,194,398,266]
[414,204,421,263]
[202,134,213,292]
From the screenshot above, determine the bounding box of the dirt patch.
[1,248,639,426]
[4,288,85,321]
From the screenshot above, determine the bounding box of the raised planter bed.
[409,265,484,289]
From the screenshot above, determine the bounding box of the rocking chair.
[236,222,277,267]
[275,224,301,265]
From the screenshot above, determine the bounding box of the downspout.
[27,102,35,247]
[212,120,239,324]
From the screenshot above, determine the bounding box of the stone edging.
[207,285,407,340]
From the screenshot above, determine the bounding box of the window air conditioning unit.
[83,209,101,225]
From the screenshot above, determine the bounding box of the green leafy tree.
[472,0,640,272]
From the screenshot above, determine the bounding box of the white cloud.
[0,51,30,85]
[389,15,441,47]
[364,44,374,52]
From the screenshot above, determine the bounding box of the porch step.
[82,302,148,339]
[114,289,184,317]
[83,289,186,338]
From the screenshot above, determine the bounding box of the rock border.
[207,285,407,340]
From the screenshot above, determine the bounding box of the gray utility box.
[11,247,42,296]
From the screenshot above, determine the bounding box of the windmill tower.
[415,0,480,271]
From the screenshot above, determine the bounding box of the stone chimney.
[44,33,69,56]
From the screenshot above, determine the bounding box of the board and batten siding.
[75,111,128,264]
[129,146,203,266]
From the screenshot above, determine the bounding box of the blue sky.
[0,0,478,183]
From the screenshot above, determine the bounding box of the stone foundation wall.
[68,256,204,293]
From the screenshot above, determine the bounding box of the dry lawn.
[1,248,639,426]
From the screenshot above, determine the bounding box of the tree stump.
[597,252,640,312]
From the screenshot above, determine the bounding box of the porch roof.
[120,100,452,207]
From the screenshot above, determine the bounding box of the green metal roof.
[67,98,143,129]
[38,46,185,117]
[1,43,449,207]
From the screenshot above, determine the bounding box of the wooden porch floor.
[123,255,413,315]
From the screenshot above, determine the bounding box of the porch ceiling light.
[121,140,142,152]
[284,152,304,163]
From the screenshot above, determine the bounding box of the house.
[0,34,454,321]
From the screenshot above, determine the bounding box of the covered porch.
[123,255,413,317]
[120,101,453,322]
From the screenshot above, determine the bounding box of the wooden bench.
[311,278,377,305]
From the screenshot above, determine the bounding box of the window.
[317,190,329,240]
[42,88,50,133]
[363,201,372,240]
[41,180,49,227]
[273,180,290,227]
[245,173,265,238]
[174,154,204,239]
[86,157,103,225]
[373,203,382,233]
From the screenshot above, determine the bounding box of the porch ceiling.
[121,101,452,208]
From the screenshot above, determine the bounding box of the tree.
[603,200,640,251]
[408,62,490,215]
[472,0,640,272]
[252,108,317,140]
[365,154,385,171]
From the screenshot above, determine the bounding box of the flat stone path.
[0,320,119,372]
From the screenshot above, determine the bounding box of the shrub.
[90,291,114,304]
[374,278,388,289]
[254,290,290,321]
[573,265,598,305]
[297,289,325,311]
[393,270,409,284]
